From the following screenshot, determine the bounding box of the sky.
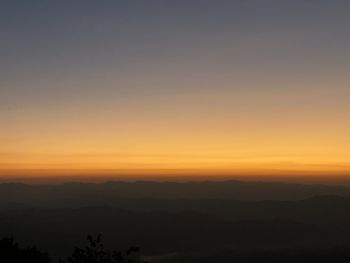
[1,1,350,180]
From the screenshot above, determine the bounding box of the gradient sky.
[1,1,350,179]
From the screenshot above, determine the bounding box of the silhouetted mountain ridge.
[2,180,350,262]
[1,180,350,208]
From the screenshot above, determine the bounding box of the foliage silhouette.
[0,237,50,263]
[60,234,148,263]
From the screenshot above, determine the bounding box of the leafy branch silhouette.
[60,234,148,263]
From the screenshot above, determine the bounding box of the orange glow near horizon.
[2,85,350,180]
[1,124,350,179]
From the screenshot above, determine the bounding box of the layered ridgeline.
[1,180,350,262]
[1,180,350,207]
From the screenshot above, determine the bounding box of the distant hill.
[1,180,350,208]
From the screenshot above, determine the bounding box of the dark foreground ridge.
[2,235,350,263]
[0,235,147,263]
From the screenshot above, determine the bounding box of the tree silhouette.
[0,237,50,263]
[60,234,148,263]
